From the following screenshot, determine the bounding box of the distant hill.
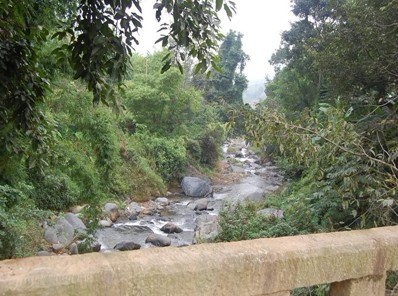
[243,80,265,105]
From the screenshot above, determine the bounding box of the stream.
[95,139,284,251]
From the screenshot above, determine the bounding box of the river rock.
[128,214,138,221]
[69,243,78,255]
[113,241,141,251]
[161,223,183,234]
[140,201,157,216]
[181,177,212,197]
[194,214,219,243]
[194,198,208,211]
[249,163,261,170]
[145,234,171,247]
[64,213,86,232]
[155,197,170,206]
[257,208,284,219]
[52,243,65,252]
[103,203,119,222]
[126,202,141,216]
[92,242,101,252]
[168,234,190,247]
[44,217,75,246]
[235,152,244,158]
[95,225,153,250]
[98,219,113,227]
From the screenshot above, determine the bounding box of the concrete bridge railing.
[1,226,398,295]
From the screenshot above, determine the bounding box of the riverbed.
[95,139,284,250]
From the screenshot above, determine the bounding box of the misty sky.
[136,1,295,82]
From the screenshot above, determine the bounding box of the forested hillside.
[239,0,398,235]
[0,0,244,259]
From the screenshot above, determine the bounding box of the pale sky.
[135,1,295,82]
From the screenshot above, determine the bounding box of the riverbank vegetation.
[0,0,246,259]
[220,0,398,240]
[216,1,398,293]
[2,3,398,287]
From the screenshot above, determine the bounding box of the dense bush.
[119,152,166,200]
[244,104,398,230]
[198,123,225,168]
[0,184,47,259]
[217,202,299,242]
[135,133,187,182]
[32,172,78,211]
[185,138,202,164]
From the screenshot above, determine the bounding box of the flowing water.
[95,139,284,250]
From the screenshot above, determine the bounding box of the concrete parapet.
[1,226,398,295]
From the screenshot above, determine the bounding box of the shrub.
[199,123,225,167]
[185,138,202,163]
[0,184,47,259]
[32,172,79,211]
[137,134,187,182]
[86,108,121,184]
[217,201,299,242]
[243,104,398,230]
[118,143,166,200]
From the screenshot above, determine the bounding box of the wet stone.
[161,223,183,234]
[114,241,141,251]
[145,234,171,247]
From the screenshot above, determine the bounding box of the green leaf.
[177,61,183,74]
[194,63,203,74]
[161,60,171,73]
[216,0,223,11]
[224,3,233,18]
[211,60,221,72]
[162,52,171,62]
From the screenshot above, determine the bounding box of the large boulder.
[64,213,86,233]
[103,203,119,222]
[145,234,171,247]
[126,202,142,216]
[161,223,183,234]
[181,177,212,197]
[194,214,219,243]
[44,218,75,247]
[113,241,141,251]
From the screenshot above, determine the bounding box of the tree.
[122,51,202,136]
[0,0,236,175]
[268,0,398,107]
[266,0,344,114]
[249,0,398,232]
[195,30,249,105]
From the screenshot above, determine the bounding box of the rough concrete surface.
[1,226,398,296]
